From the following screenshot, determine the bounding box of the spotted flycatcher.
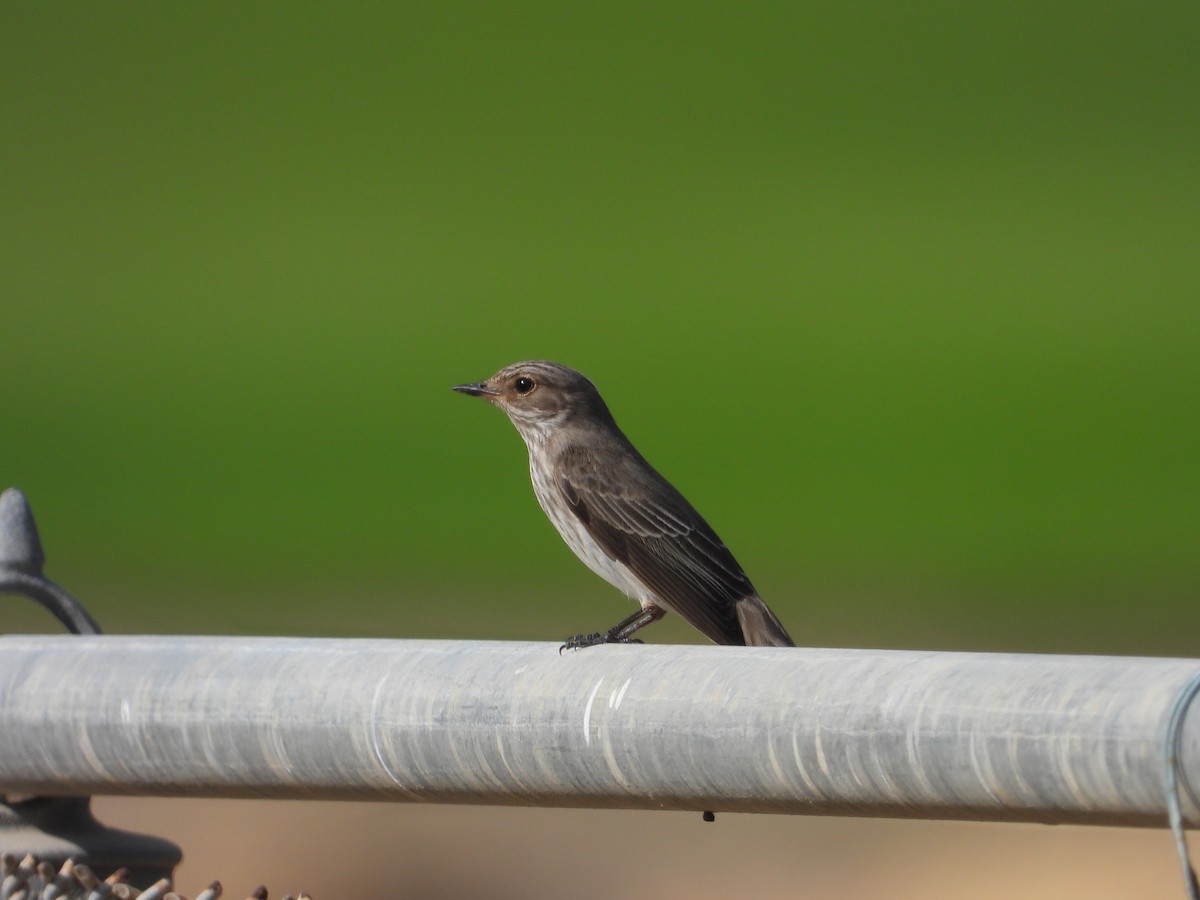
[453,361,794,649]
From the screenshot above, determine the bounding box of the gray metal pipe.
[0,635,1197,827]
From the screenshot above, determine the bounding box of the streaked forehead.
[491,360,587,384]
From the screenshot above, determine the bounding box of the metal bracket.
[0,488,180,887]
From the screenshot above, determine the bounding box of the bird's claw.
[559,632,645,654]
[560,632,604,653]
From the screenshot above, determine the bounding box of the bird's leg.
[560,606,665,653]
[607,605,665,641]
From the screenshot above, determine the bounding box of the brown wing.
[554,443,752,645]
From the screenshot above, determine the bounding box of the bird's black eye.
[514,377,535,395]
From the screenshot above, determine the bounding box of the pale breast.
[527,454,651,607]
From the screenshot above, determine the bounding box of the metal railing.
[1,634,1198,828]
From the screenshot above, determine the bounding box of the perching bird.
[453,361,794,649]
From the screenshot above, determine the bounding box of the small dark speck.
[702,810,715,823]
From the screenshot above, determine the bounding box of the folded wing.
[554,444,752,645]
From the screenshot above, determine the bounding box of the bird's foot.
[560,632,604,653]
[559,632,645,654]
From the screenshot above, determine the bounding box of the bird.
[452,360,794,650]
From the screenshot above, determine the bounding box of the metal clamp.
[0,488,179,888]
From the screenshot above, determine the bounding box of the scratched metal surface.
[0,636,1196,827]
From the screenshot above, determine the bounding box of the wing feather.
[554,444,752,645]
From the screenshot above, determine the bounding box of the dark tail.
[735,593,795,647]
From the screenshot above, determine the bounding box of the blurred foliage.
[2,2,1197,654]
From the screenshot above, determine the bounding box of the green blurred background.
[3,2,1198,654]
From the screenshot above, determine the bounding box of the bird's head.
[453,360,611,440]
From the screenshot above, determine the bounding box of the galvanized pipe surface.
[0,636,1197,827]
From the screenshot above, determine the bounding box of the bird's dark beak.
[452,382,500,398]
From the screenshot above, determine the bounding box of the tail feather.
[735,594,795,647]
